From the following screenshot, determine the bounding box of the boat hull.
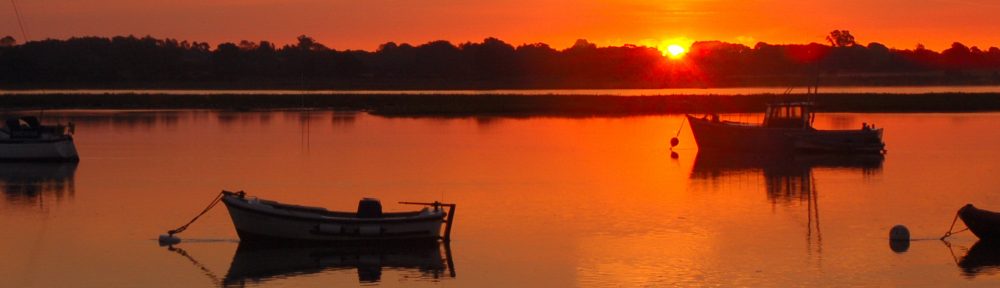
[222,194,446,243]
[0,137,79,161]
[960,204,1000,242]
[686,115,884,153]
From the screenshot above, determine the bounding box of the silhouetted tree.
[826,30,856,47]
[0,36,15,47]
[4,34,1000,88]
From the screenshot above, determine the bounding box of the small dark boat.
[686,102,885,153]
[220,191,455,244]
[959,204,1000,241]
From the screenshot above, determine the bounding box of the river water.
[5,85,1000,96]
[2,110,1000,287]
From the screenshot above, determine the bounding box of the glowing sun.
[666,44,686,58]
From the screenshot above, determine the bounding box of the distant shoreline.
[1,92,999,115]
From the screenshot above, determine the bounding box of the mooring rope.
[167,191,225,236]
[674,116,687,138]
[940,210,969,240]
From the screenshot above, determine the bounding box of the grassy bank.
[1,93,999,116]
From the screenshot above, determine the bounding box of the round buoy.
[670,137,680,148]
[889,225,910,253]
[670,151,679,159]
[158,234,181,246]
[889,225,910,241]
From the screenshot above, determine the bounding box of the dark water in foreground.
[2,110,1000,287]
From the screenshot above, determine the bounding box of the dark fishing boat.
[959,204,1000,242]
[220,191,455,244]
[686,102,885,153]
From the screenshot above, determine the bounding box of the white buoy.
[889,225,910,241]
[158,234,181,246]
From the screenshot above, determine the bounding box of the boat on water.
[959,204,1000,242]
[220,191,455,244]
[686,102,885,153]
[0,116,79,161]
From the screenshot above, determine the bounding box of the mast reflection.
[0,162,78,208]
[690,151,884,253]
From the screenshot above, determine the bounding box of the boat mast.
[9,0,29,42]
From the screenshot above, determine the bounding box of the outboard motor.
[357,198,383,218]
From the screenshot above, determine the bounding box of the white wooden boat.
[220,191,455,243]
[0,116,79,161]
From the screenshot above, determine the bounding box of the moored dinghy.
[220,191,456,243]
[959,204,1000,242]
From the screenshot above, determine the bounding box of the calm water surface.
[6,85,1000,96]
[2,110,1000,287]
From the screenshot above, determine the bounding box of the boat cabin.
[762,102,815,129]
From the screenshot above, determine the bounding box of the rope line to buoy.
[940,210,970,240]
[674,117,687,138]
[166,246,222,286]
[167,191,225,236]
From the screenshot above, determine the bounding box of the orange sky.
[3,0,1000,51]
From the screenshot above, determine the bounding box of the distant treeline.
[2,32,1000,89]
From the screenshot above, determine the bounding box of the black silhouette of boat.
[959,204,1000,242]
[686,102,885,153]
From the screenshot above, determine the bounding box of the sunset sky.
[3,0,1000,51]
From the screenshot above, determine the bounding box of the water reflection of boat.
[686,102,885,153]
[958,241,1000,277]
[223,242,455,286]
[959,204,1000,242]
[0,162,78,205]
[691,151,883,202]
[0,116,79,161]
[691,151,883,254]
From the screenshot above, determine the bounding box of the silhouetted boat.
[223,242,453,286]
[0,116,79,161]
[959,204,1000,241]
[221,191,455,243]
[686,102,885,153]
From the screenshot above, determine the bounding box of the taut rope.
[167,191,225,236]
[940,210,969,240]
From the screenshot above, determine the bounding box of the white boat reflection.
[222,241,456,286]
[0,162,78,208]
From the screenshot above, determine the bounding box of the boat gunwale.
[222,195,446,224]
[686,114,883,133]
